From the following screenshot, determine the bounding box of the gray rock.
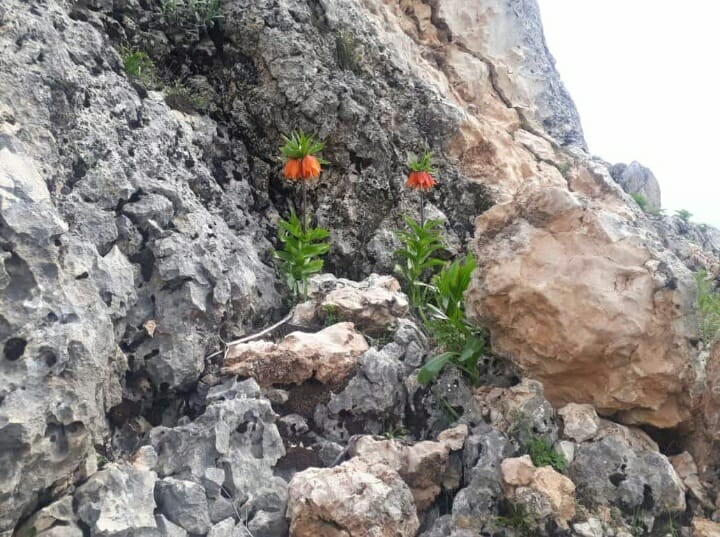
[207,518,251,537]
[154,515,187,537]
[155,477,212,534]
[570,434,685,516]
[610,161,662,210]
[452,424,512,529]
[315,345,407,441]
[208,497,238,524]
[149,395,285,515]
[74,463,158,536]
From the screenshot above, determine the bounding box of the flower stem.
[420,190,425,227]
[302,180,308,233]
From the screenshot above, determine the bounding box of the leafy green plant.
[164,81,210,112]
[526,437,567,472]
[275,210,329,300]
[696,270,720,343]
[418,255,486,385]
[675,209,693,222]
[336,31,362,73]
[394,216,447,308]
[322,304,340,327]
[496,502,536,536]
[630,192,648,212]
[418,334,484,385]
[160,0,222,36]
[121,47,156,86]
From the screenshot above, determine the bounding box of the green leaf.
[417,353,455,385]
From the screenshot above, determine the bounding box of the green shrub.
[336,31,362,73]
[121,47,156,86]
[418,254,486,385]
[164,81,210,112]
[675,209,693,222]
[630,192,648,211]
[274,210,329,300]
[496,502,536,536]
[696,270,720,343]
[160,0,222,35]
[394,216,447,308]
[526,437,567,472]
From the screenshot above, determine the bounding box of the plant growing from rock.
[120,47,156,86]
[160,0,222,37]
[418,254,486,385]
[526,437,567,472]
[695,270,720,343]
[675,209,693,222]
[275,130,330,300]
[405,151,437,226]
[394,216,447,308]
[630,192,648,212]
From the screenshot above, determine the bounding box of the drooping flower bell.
[279,130,326,181]
[405,152,437,191]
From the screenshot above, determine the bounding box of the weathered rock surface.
[467,181,697,428]
[223,322,368,387]
[558,403,600,443]
[610,161,662,210]
[349,425,467,509]
[74,462,158,537]
[692,518,720,537]
[286,458,419,537]
[149,380,286,533]
[501,455,576,527]
[569,425,685,516]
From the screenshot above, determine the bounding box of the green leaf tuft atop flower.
[406,151,435,173]
[280,130,325,160]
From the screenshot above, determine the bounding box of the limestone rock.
[610,161,662,211]
[692,342,720,478]
[501,456,576,527]
[286,458,419,537]
[467,182,697,428]
[74,462,158,537]
[558,403,600,442]
[155,478,211,535]
[223,322,369,387]
[149,385,285,528]
[569,429,685,516]
[669,451,712,509]
[349,425,468,509]
[692,518,720,537]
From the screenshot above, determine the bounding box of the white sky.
[537,0,720,228]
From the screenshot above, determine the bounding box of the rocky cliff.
[2,0,720,536]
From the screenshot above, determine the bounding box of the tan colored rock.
[558,403,600,442]
[670,451,712,509]
[693,342,720,478]
[286,458,419,537]
[500,455,535,488]
[290,274,408,334]
[321,284,408,335]
[692,518,720,537]
[223,323,368,387]
[467,183,697,428]
[501,456,576,528]
[350,425,468,510]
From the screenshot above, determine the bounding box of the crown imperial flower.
[279,130,326,181]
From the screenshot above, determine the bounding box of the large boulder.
[467,179,697,428]
[286,458,419,537]
[610,161,662,211]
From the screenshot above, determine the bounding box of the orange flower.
[406,171,436,190]
[301,155,322,179]
[283,158,303,180]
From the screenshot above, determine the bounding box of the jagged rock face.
[467,173,698,428]
[286,458,419,537]
[610,161,662,210]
